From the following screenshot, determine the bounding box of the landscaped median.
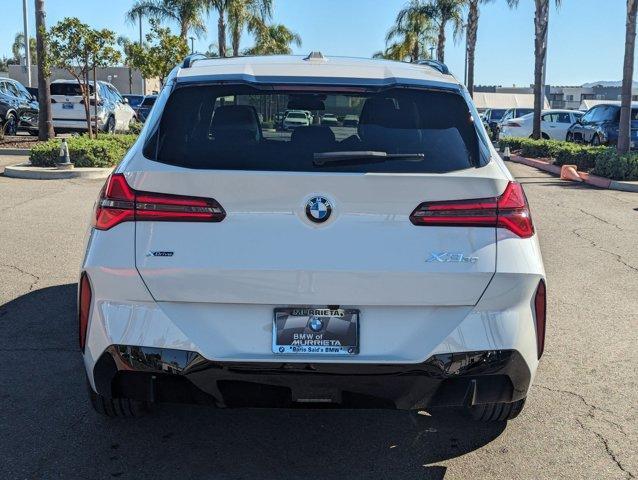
[498,137,638,192]
[4,134,138,180]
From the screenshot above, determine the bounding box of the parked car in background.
[342,114,359,127]
[136,95,157,123]
[321,113,339,126]
[50,80,136,133]
[282,110,310,130]
[567,103,638,147]
[0,77,39,135]
[494,108,534,139]
[482,108,507,138]
[501,109,583,141]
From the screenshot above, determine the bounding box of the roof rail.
[182,53,209,68]
[417,59,450,75]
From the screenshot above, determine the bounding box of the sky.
[2,0,633,87]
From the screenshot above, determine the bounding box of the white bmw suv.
[80,53,546,421]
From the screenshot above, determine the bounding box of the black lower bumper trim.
[93,346,531,410]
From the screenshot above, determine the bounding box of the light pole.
[190,36,195,54]
[22,0,32,87]
[429,45,435,59]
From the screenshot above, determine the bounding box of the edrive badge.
[305,196,332,223]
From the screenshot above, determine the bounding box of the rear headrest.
[210,105,261,142]
[291,126,336,150]
[358,97,421,141]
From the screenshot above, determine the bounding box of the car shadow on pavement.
[0,284,506,480]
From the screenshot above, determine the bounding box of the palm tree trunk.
[35,0,53,140]
[532,0,549,140]
[180,22,189,40]
[437,20,447,62]
[218,11,227,57]
[412,43,420,63]
[466,0,479,96]
[618,0,638,154]
[232,23,241,57]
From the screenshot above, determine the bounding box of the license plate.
[273,307,359,355]
[62,103,73,110]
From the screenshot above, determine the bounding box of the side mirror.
[123,98,129,104]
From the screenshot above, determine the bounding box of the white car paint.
[501,109,584,141]
[50,79,136,132]
[80,54,545,413]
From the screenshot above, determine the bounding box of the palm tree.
[378,0,436,62]
[126,0,209,40]
[35,0,53,140]
[507,0,561,140]
[11,33,37,64]
[465,0,493,96]
[228,0,272,57]
[618,0,638,154]
[208,0,231,57]
[429,0,465,63]
[244,24,301,56]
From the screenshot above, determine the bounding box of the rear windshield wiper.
[313,151,425,166]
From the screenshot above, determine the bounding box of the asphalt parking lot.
[0,160,636,480]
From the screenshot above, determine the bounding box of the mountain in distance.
[581,80,638,88]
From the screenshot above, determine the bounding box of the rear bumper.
[93,345,530,410]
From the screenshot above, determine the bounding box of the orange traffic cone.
[560,164,582,182]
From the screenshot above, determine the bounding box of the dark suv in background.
[0,77,39,135]
[567,103,638,147]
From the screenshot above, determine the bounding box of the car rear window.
[50,83,94,96]
[144,84,485,173]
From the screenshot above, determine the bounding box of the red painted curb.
[506,154,638,191]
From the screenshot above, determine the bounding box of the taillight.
[94,174,225,230]
[534,279,546,359]
[78,272,92,351]
[410,181,534,238]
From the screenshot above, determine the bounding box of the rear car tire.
[591,134,601,146]
[104,116,116,134]
[3,112,18,136]
[467,398,526,422]
[88,381,150,418]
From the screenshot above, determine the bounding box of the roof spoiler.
[417,60,450,75]
[182,53,209,68]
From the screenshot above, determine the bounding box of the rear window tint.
[144,84,483,173]
[50,83,94,96]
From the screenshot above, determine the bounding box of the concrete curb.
[4,163,113,180]
[507,154,638,193]
[0,148,31,156]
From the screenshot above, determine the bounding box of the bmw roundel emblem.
[306,196,332,223]
[308,317,324,332]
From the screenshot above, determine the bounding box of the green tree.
[88,29,122,133]
[375,0,436,62]
[507,0,561,140]
[11,32,37,64]
[618,0,638,154]
[244,23,301,56]
[126,0,209,40]
[127,19,189,86]
[47,18,120,138]
[228,0,272,57]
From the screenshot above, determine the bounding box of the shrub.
[30,134,138,168]
[128,122,143,135]
[592,151,638,180]
[498,136,638,180]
